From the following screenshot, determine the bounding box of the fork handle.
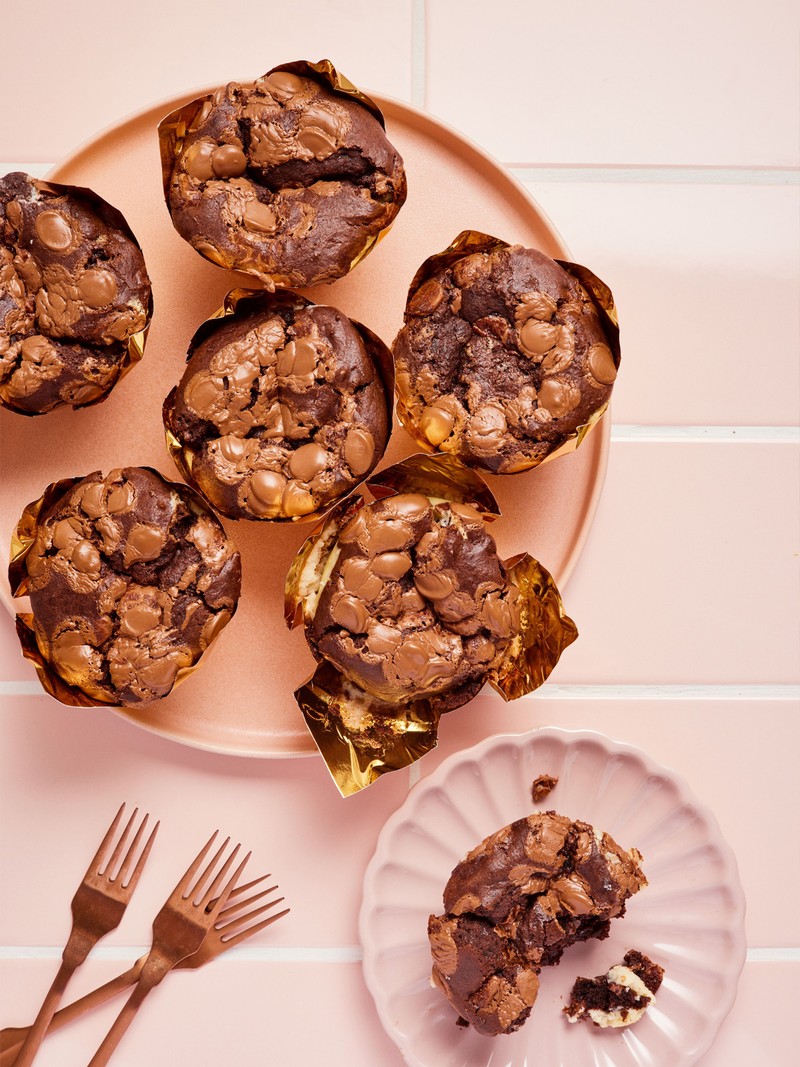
[86,979,155,1067]
[0,959,145,1066]
[11,958,78,1067]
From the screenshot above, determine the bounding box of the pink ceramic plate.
[0,93,608,757]
[360,728,746,1067]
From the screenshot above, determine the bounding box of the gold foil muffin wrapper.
[8,468,236,709]
[486,552,578,700]
[285,455,576,795]
[394,229,619,472]
[157,60,392,286]
[0,177,150,416]
[295,660,441,796]
[163,287,395,524]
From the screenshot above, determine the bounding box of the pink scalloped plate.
[0,92,609,757]
[360,728,746,1067]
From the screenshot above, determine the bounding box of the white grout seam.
[2,682,798,700]
[1,945,798,963]
[510,165,800,185]
[410,0,427,109]
[610,425,800,443]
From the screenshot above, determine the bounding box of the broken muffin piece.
[428,811,647,1036]
[564,949,664,1029]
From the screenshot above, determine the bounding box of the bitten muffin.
[163,293,391,521]
[0,172,152,414]
[564,949,664,1029]
[162,65,407,288]
[394,242,618,473]
[17,467,241,706]
[306,493,521,709]
[428,811,647,1036]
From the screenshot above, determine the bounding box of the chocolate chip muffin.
[163,292,391,521]
[161,63,407,289]
[0,172,152,415]
[306,493,521,709]
[428,811,647,1035]
[394,238,619,473]
[564,950,664,1028]
[15,467,241,707]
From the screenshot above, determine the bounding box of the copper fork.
[86,831,249,1067]
[12,803,157,1067]
[0,876,288,1065]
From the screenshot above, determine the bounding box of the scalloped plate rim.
[359,726,747,1067]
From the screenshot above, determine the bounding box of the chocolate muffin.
[564,949,664,1028]
[163,292,391,521]
[394,239,619,473]
[306,493,521,709]
[15,467,241,707]
[161,63,407,289]
[428,811,647,1035]
[0,172,152,415]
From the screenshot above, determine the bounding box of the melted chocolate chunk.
[163,298,390,521]
[428,811,647,1036]
[164,70,406,289]
[22,467,241,706]
[393,244,617,473]
[0,172,152,414]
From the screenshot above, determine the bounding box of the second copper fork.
[87,830,249,1067]
[0,875,289,1066]
[12,803,157,1067]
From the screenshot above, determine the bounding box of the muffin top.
[308,493,520,707]
[22,467,241,706]
[394,243,618,473]
[163,68,407,288]
[164,296,390,521]
[0,172,151,413]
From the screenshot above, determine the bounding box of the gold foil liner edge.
[294,660,440,797]
[488,553,579,701]
[366,453,501,519]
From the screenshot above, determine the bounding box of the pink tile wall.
[425,0,800,167]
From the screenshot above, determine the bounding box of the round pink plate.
[360,728,746,1067]
[0,94,609,757]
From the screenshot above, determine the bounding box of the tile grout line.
[410,0,427,110]
[511,165,800,185]
[3,162,798,186]
[2,682,798,698]
[1,945,798,963]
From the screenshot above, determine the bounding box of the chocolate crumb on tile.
[564,949,664,1028]
[0,172,151,414]
[428,811,647,1036]
[531,773,558,803]
[19,467,241,706]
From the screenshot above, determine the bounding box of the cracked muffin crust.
[163,293,391,521]
[394,242,618,473]
[307,493,521,708]
[427,811,647,1035]
[162,67,407,288]
[0,172,152,414]
[19,467,241,707]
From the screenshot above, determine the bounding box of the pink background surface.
[1,2,798,1065]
